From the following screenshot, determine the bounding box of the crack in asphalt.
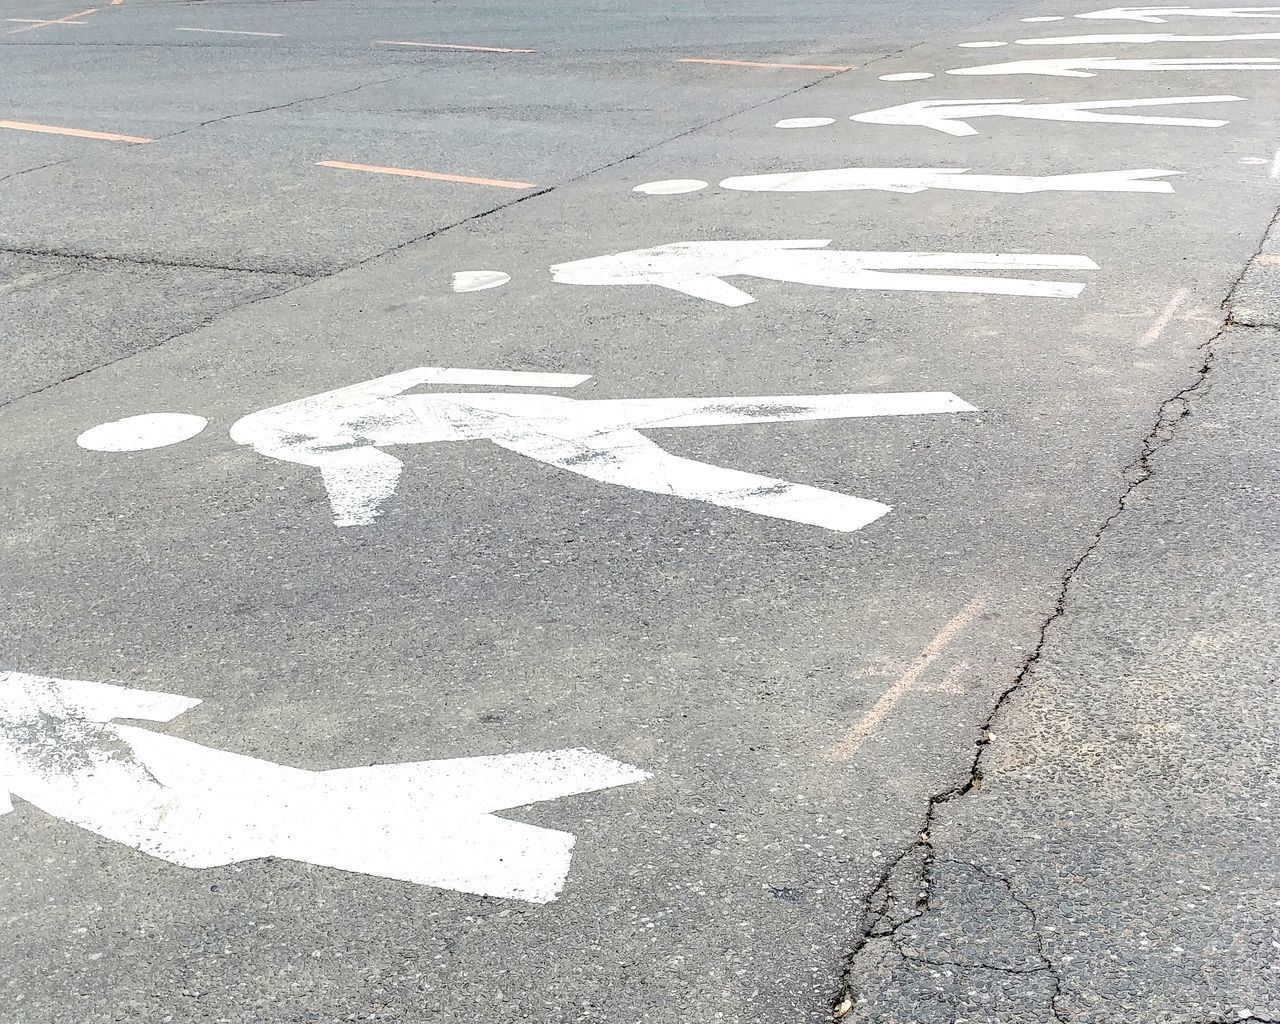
[0,158,75,184]
[829,209,1280,1023]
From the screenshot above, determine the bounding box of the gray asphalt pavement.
[2,2,1278,1022]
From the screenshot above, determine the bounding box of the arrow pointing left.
[0,670,651,903]
[850,95,1242,136]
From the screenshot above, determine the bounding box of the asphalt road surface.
[2,2,1278,1022]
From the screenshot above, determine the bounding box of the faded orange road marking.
[6,6,97,33]
[377,39,536,53]
[826,598,987,761]
[0,119,153,144]
[678,57,855,72]
[318,160,534,189]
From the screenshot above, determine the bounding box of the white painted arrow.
[850,95,1241,136]
[947,56,1280,77]
[0,670,650,903]
[1012,30,1280,42]
[1076,6,1280,23]
[716,166,1181,194]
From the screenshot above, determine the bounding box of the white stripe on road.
[174,28,285,37]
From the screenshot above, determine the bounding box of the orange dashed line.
[0,119,153,144]
[6,6,98,33]
[678,57,855,72]
[318,160,535,190]
[376,39,536,53]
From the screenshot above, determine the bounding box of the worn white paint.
[948,56,1280,76]
[224,366,976,531]
[850,95,1241,136]
[879,71,935,80]
[958,40,1009,46]
[1076,6,1280,23]
[718,166,1180,194]
[774,116,836,128]
[551,241,1099,306]
[1021,15,1067,21]
[1013,30,1280,42]
[0,670,649,903]
[633,179,710,195]
[451,270,511,292]
[77,413,208,452]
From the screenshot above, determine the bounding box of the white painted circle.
[959,40,1008,47]
[1020,15,1065,21]
[451,270,511,293]
[632,179,709,195]
[77,413,208,452]
[878,72,935,81]
[774,116,836,129]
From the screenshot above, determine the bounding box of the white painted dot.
[959,40,1009,47]
[774,116,836,129]
[78,413,208,452]
[632,179,709,195]
[878,72,935,81]
[451,270,511,293]
[1240,157,1268,165]
[1020,15,1065,21]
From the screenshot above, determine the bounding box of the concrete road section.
[1,1,1277,1022]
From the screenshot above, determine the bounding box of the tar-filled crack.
[829,206,1280,1023]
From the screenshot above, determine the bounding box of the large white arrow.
[1011,30,1280,42]
[1076,6,1280,23]
[717,166,1181,194]
[0,670,650,903]
[850,95,1241,136]
[947,56,1280,77]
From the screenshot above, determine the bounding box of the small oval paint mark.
[1020,15,1065,21]
[451,270,511,293]
[959,40,1008,47]
[632,179,709,195]
[1240,157,1268,165]
[878,72,934,81]
[78,413,208,452]
[774,116,836,129]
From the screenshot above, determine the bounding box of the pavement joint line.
[0,244,319,278]
[317,160,536,189]
[678,57,857,71]
[0,119,152,144]
[376,39,536,53]
[4,5,97,33]
[173,27,286,37]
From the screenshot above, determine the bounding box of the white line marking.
[850,95,1242,136]
[1013,31,1280,43]
[714,167,1180,195]
[174,369,977,532]
[174,27,285,37]
[1076,6,1280,24]
[0,670,649,903]
[1271,148,1280,177]
[551,240,1100,305]
[451,270,512,292]
[826,598,987,760]
[947,56,1280,78]
[1138,289,1190,348]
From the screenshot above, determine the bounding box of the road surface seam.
[0,244,316,277]
[830,203,1280,1023]
[0,157,75,184]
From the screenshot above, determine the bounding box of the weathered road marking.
[1138,289,1191,348]
[317,160,535,189]
[0,670,649,903]
[678,57,855,71]
[1010,30,1280,43]
[81,367,976,533]
[174,27,285,37]
[1076,6,1280,23]
[826,598,987,760]
[947,56,1280,77]
[5,6,96,33]
[551,241,1100,305]
[0,119,152,144]
[850,95,1242,136]
[377,39,536,53]
[634,167,1181,195]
